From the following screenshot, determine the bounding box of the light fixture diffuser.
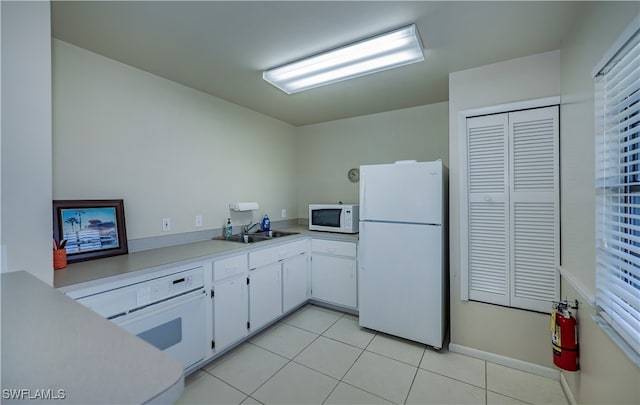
[263,24,424,94]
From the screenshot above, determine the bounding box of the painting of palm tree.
[60,207,119,254]
[53,199,128,263]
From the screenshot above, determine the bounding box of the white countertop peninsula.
[1,271,184,404]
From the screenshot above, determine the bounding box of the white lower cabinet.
[212,254,248,352]
[248,262,283,331]
[248,239,309,332]
[283,254,310,312]
[68,235,353,373]
[311,239,357,309]
[213,276,248,351]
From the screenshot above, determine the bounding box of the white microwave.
[309,204,359,234]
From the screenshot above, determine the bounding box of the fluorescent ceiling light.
[263,24,424,94]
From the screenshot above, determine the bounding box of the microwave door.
[312,209,342,229]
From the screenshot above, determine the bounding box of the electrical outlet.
[281,209,287,218]
[195,215,203,227]
[162,217,171,232]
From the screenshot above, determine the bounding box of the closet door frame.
[459,96,559,303]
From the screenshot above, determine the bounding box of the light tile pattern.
[249,322,317,359]
[420,347,486,388]
[323,314,375,348]
[325,382,391,404]
[294,336,362,379]
[177,371,246,405]
[180,304,569,405]
[406,369,485,404]
[343,351,417,403]
[486,362,568,405]
[367,333,426,366]
[253,361,338,404]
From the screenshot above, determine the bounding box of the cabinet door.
[283,254,309,313]
[249,262,282,331]
[508,107,559,312]
[213,276,248,351]
[311,255,357,308]
[464,113,509,306]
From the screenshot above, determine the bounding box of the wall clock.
[348,168,360,183]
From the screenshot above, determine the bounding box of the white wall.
[52,40,297,242]
[1,1,52,285]
[295,102,449,218]
[449,50,561,367]
[558,2,639,404]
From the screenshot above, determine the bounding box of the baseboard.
[560,371,578,405]
[448,343,560,380]
[308,299,358,316]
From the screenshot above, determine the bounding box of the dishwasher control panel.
[77,265,205,319]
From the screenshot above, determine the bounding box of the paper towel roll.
[229,202,259,211]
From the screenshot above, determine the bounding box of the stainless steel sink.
[213,230,299,244]
[213,234,259,243]
[252,230,299,238]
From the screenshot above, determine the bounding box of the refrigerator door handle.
[360,175,366,219]
[358,222,364,272]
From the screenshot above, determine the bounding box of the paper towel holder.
[229,202,260,211]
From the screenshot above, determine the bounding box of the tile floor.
[178,304,568,405]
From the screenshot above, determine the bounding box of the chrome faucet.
[242,221,260,235]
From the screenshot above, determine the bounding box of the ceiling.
[51,1,585,126]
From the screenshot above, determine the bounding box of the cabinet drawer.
[311,239,356,257]
[249,239,308,269]
[213,254,247,282]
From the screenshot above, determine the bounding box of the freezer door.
[358,221,444,347]
[360,161,442,224]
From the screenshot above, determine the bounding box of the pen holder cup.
[53,248,67,270]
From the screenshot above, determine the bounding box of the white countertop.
[55,226,358,291]
[1,271,184,404]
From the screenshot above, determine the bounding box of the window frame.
[593,15,640,366]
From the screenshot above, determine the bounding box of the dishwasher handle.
[114,288,205,326]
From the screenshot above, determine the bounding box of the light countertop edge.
[1,271,184,404]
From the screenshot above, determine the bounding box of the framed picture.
[53,199,128,263]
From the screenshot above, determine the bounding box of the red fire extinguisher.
[551,300,579,371]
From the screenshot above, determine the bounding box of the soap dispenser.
[261,214,270,232]
[224,218,232,239]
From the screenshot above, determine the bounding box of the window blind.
[595,27,640,358]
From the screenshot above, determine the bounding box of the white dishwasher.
[76,265,207,370]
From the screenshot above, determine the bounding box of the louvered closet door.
[466,114,510,306]
[509,106,559,312]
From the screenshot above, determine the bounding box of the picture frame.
[53,199,128,263]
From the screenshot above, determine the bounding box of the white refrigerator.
[358,160,447,349]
